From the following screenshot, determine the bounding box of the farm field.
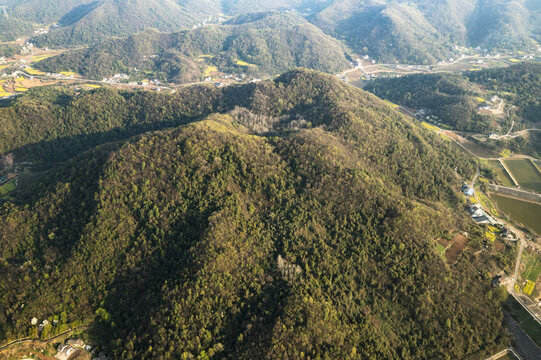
[504,159,541,193]
[487,160,515,188]
[491,194,541,235]
[504,296,541,348]
[522,251,541,283]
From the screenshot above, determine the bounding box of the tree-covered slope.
[0,16,35,42]
[365,73,494,132]
[0,69,507,359]
[365,63,541,133]
[35,12,350,82]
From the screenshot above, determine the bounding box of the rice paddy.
[504,159,541,193]
[491,194,541,235]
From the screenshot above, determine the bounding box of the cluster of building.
[55,338,97,360]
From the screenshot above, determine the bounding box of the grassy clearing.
[504,296,541,347]
[0,181,15,195]
[504,159,541,193]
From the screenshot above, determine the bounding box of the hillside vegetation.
[0,69,507,359]
[365,73,495,132]
[35,12,350,82]
[366,63,541,132]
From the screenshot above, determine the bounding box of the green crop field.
[486,160,515,187]
[504,159,541,193]
[504,296,541,348]
[491,194,541,235]
[522,251,541,283]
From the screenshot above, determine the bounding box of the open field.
[487,160,516,187]
[504,159,541,194]
[491,194,541,235]
[504,296,541,348]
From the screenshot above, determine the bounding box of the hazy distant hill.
[0,69,507,359]
[0,15,35,42]
[311,0,541,64]
[35,12,350,82]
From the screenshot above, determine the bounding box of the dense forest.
[0,69,507,359]
[364,73,496,133]
[35,12,350,82]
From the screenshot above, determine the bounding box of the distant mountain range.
[0,0,539,63]
[311,0,541,64]
[35,12,351,82]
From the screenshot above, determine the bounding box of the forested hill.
[0,69,507,359]
[35,12,351,82]
[364,63,541,134]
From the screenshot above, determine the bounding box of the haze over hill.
[1,0,539,63]
[35,12,351,82]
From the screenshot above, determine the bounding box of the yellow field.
[235,59,257,67]
[203,66,218,77]
[499,149,511,158]
[488,225,500,233]
[479,176,490,183]
[485,231,496,242]
[14,87,28,92]
[60,71,76,76]
[475,97,486,102]
[0,64,9,71]
[421,121,439,131]
[31,54,54,62]
[523,280,535,295]
[468,68,482,71]
[83,84,101,89]
[383,99,400,108]
[0,90,11,97]
[509,59,520,63]
[24,67,45,75]
[198,54,214,58]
